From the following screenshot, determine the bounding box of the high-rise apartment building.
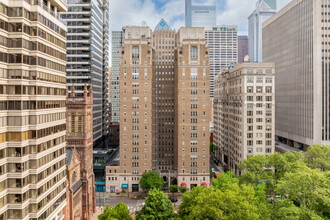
[0,0,67,219]
[66,86,95,220]
[205,26,238,97]
[61,0,109,148]
[106,22,210,192]
[248,0,276,62]
[263,0,330,149]
[111,31,124,123]
[238,36,249,63]
[185,0,216,27]
[213,63,275,174]
[174,27,211,188]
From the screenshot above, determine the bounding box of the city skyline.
[109,0,291,35]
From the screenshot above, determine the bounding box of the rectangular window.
[190,68,197,80]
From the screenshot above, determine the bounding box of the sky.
[109,0,292,35]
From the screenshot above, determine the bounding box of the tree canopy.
[136,188,175,220]
[179,172,269,220]
[98,202,132,220]
[139,170,165,191]
[178,145,330,220]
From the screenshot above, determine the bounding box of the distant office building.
[214,63,275,174]
[263,0,330,149]
[111,31,124,123]
[238,36,249,63]
[106,21,210,192]
[0,0,67,219]
[205,26,238,97]
[61,0,109,148]
[185,0,217,27]
[66,86,95,219]
[248,0,276,62]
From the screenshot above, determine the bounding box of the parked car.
[169,196,178,203]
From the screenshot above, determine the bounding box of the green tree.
[275,167,330,219]
[170,185,178,193]
[239,152,306,196]
[98,202,132,220]
[304,145,330,171]
[136,188,175,220]
[210,143,218,154]
[211,171,238,189]
[179,183,270,220]
[139,170,164,191]
[179,186,187,193]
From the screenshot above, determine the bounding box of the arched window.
[191,46,197,59]
[132,46,139,58]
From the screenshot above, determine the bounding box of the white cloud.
[110,0,292,34]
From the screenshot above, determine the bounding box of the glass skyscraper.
[248,0,276,62]
[62,0,109,148]
[185,0,216,27]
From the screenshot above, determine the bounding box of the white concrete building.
[213,63,275,174]
[205,26,238,97]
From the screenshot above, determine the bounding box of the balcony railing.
[24,0,67,25]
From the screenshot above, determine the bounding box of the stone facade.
[66,85,95,219]
[106,23,210,192]
[213,63,275,174]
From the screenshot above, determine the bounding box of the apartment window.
[191,162,197,167]
[256,78,263,83]
[191,148,197,152]
[247,141,253,146]
[132,68,139,79]
[247,77,253,83]
[132,46,139,58]
[247,96,253,101]
[247,86,253,93]
[144,68,147,79]
[191,68,197,80]
[247,111,253,116]
[256,87,262,93]
[191,90,197,95]
[248,148,253,153]
[191,46,197,59]
[257,148,263,152]
[257,96,263,101]
[266,148,272,153]
[266,96,272,102]
[266,78,272,83]
[266,86,272,93]
[247,118,253,123]
[247,133,253,138]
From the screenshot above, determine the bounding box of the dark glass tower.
[62,0,109,148]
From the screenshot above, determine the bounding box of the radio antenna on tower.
[142,21,147,27]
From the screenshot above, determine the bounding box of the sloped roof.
[155,19,170,31]
[66,148,74,165]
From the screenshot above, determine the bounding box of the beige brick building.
[106,21,210,192]
[213,63,275,174]
[0,0,67,219]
